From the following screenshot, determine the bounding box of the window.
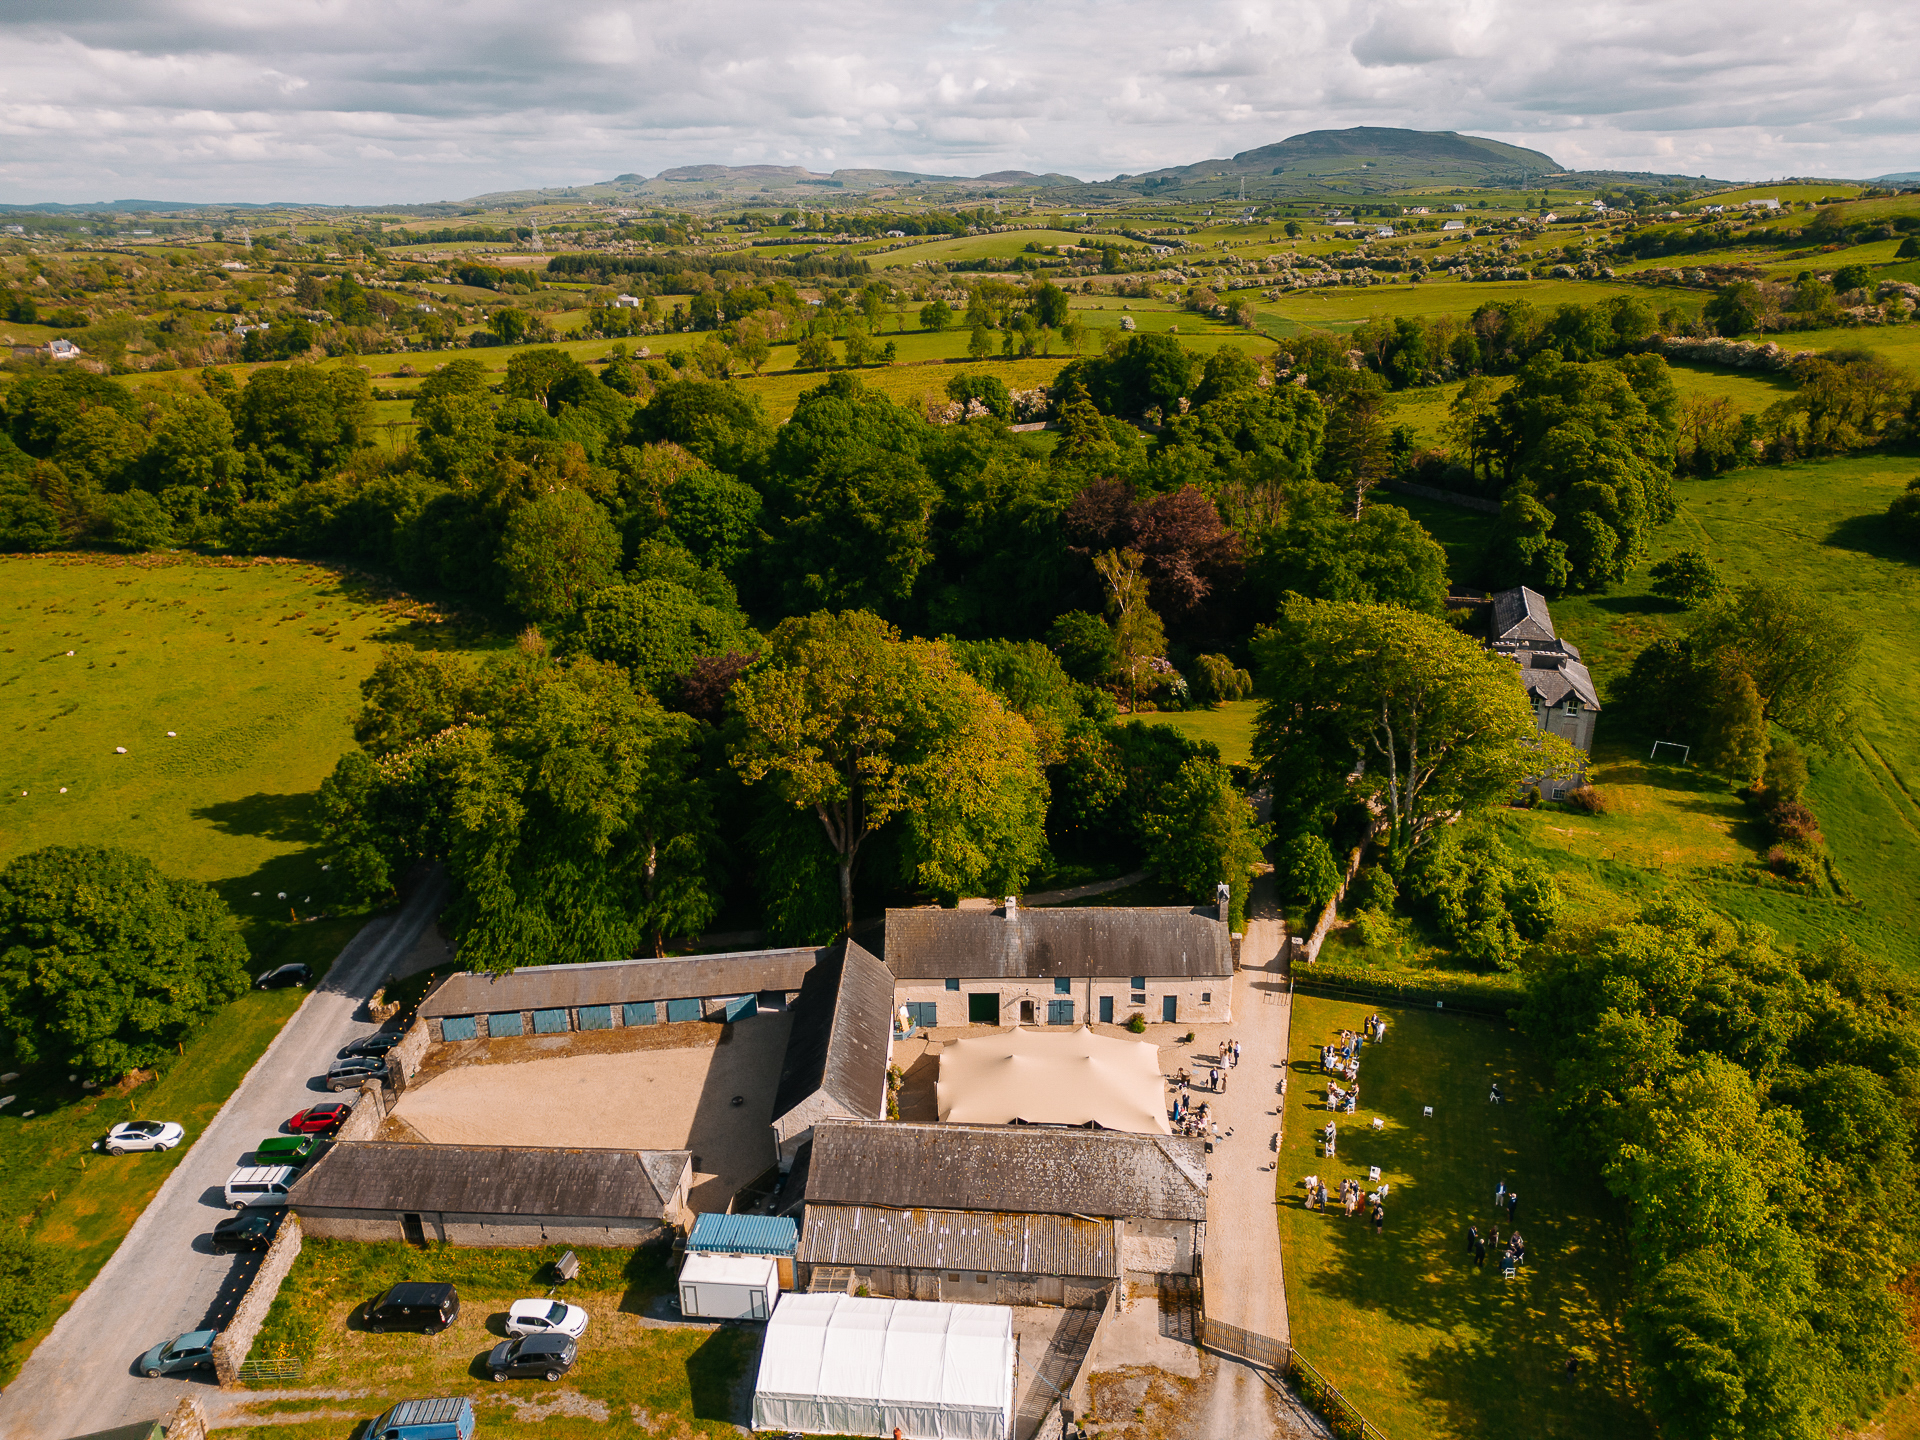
[1565,698,1580,715]
[945,978,960,992]
[1053,975,1071,994]
[1201,992,1212,1005]
[1130,975,1146,1004]
[1130,976,1146,991]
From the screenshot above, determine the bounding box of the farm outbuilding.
[751,1293,1015,1440]
[287,1141,691,1247]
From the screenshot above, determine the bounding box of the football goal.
[1649,741,1691,763]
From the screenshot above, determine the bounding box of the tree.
[1648,550,1728,607]
[1697,667,1770,787]
[571,578,757,699]
[919,298,953,332]
[1689,583,1861,749]
[1029,281,1070,329]
[729,611,1046,930]
[1252,598,1584,854]
[1047,610,1120,687]
[489,307,533,344]
[1887,478,1920,545]
[497,489,622,625]
[967,324,994,361]
[1092,549,1166,712]
[0,846,250,1079]
[1135,757,1270,925]
[1281,831,1341,915]
[1249,484,1448,615]
[1319,370,1392,517]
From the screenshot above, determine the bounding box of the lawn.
[224,1238,754,1439]
[1277,996,1644,1440]
[1135,700,1259,766]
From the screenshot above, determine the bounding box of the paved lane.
[0,871,448,1440]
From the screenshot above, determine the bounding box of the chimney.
[1215,881,1231,919]
[1004,895,1018,920]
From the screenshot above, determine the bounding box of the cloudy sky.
[1,0,1915,204]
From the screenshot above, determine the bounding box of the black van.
[365,1282,460,1334]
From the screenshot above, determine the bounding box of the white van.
[224,1165,297,1209]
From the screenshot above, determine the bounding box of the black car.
[486,1333,577,1382]
[255,963,311,990]
[211,1210,281,1253]
[365,1282,459,1334]
[339,1031,404,1060]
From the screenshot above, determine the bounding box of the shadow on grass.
[1585,593,1685,617]
[1824,511,1920,565]
[686,1324,755,1423]
[193,791,321,843]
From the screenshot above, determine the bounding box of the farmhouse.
[885,900,1234,1029]
[287,1141,691,1246]
[1487,584,1600,794]
[796,1119,1207,1301]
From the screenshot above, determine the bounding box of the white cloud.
[0,0,1914,202]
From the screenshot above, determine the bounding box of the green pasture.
[1278,995,1643,1440]
[0,554,483,933]
[1663,363,1797,413]
[1136,700,1258,766]
[1253,278,1693,338]
[1684,184,1859,208]
[1378,452,1920,971]
[871,229,1118,269]
[730,356,1075,423]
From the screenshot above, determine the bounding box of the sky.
[0,0,1915,205]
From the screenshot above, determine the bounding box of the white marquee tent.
[937,1024,1170,1134]
[751,1293,1015,1440]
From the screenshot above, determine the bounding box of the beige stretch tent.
[937,1026,1170,1134]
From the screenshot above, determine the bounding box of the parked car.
[485,1333,576,1382]
[325,1057,389,1092]
[505,1298,590,1339]
[211,1210,281,1253]
[367,1397,476,1440]
[253,1134,319,1165]
[223,1165,297,1209]
[95,1120,184,1155]
[339,1031,404,1059]
[364,1282,460,1334]
[286,1101,352,1134]
[254,962,311,990]
[137,1329,218,1378]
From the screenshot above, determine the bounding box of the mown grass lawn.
[1278,996,1644,1440]
[1135,700,1259,766]
[223,1239,755,1439]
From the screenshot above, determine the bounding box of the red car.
[286,1101,352,1134]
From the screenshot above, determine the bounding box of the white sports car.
[98,1121,184,1155]
[504,1298,589,1339]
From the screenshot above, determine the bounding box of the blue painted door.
[722,994,757,1022]
[665,998,702,1022]
[623,1001,656,1027]
[1162,995,1178,1023]
[532,1008,570,1034]
[441,1014,477,1041]
[1047,1000,1075,1026]
[1099,996,1114,1024]
[489,1011,523,1037]
[578,1005,612,1031]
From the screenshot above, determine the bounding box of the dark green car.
[254,1135,318,1164]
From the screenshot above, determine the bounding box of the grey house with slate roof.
[1488,585,1600,795]
[798,1119,1208,1295]
[288,1141,691,1247]
[885,901,1234,1029]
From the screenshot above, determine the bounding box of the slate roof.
[883,906,1231,981]
[286,1142,690,1219]
[772,940,895,1125]
[799,1203,1119,1278]
[1490,586,1558,645]
[805,1120,1208,1222]
[1513,650,1601,709]
[420,947,826,1019]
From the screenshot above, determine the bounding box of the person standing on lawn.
[1508,1191,1520,1223]
[1467,1225,1479,1256]
[1474,1235,1487,1269]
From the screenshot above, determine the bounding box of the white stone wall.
[893,975,1231,1028]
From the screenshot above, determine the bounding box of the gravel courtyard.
[389,1010,793,1211]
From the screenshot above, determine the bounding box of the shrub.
[1767,800,1823,849]
[1188,653,1253,706]
[1768,845,1819,883]
[1763,739,1809,805]
[1126,1012,1147,1033]
[1564,785,1609,815]
[1347,863,1398,914]
[1280,831,1342,916]
[1406,828,1560,970]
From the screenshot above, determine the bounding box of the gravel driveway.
[0,871,448,1440]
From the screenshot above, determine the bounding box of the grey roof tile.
[773,940,896,1125]
[799,1203,1118,1278]
[286,1141,690,1219]
[883,906,1231,981]
[420,948,826,1019]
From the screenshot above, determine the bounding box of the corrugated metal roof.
[689,1212,799,1255]
[882,906,1231,981]
[806,1121,1207,1222]
[420,947,827,1019]
[772,939,895,1125]
[286,1142,690,1219]
[799,1203,1118,1278]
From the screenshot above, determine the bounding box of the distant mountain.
[1111,126,1564,198]
[1873,172,1920,185]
